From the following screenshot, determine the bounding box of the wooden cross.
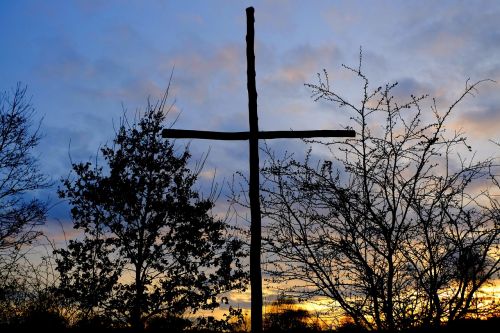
[162,7,355,333]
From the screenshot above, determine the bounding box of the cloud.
[256,0,297,35]
[160,41,250,139]
[41,218,83,246]
[74,0,111,14]
[166,42,246,104]
[36,36,89,81]
[396,1,500,78]
[456,105,500,139]
[321,5,360,33]
[389,77,441,107]
[262,44,342,93]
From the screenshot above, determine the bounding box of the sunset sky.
[1,0,500,316]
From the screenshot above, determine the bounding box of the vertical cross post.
[246,7,263,333]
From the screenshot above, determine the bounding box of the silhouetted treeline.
[1,307,499,333]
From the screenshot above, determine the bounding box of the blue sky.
[1,0,500,241]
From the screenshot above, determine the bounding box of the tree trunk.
[132,266,144,331]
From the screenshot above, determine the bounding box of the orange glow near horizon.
[200,278,500,329]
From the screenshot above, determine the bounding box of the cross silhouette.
[162,7,355,333]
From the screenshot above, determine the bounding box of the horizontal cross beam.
[162,129,355,140]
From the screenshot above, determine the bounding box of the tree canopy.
[55,92,247,331]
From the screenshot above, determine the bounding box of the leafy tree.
[261,55,500,331]
[55,90,247,331]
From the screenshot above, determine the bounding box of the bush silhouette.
[16,308,67,332]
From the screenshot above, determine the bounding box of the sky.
[1,0,500,315]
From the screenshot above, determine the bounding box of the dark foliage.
[54,89,247,331]
[146,314,192,332]
[0,308,67,333]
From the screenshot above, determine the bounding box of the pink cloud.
[262,44,341,93]
[422,31,466,57]
[455,105,500,138]
[164,43,245,109]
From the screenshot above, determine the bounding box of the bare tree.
[0,83,51,328]
[261,56,500,331]
[0,83,49,251]
[0,84,50,323]
[0,240,66,329]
